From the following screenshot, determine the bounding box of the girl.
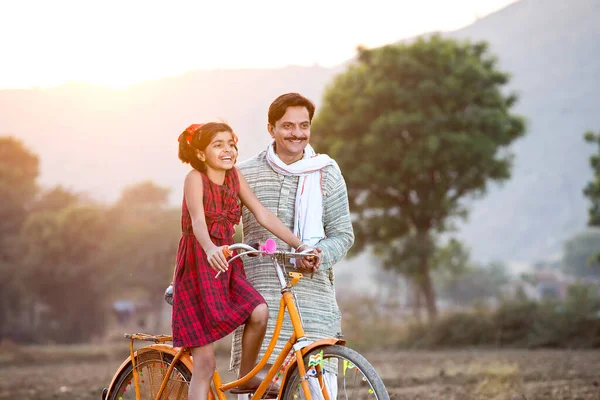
[173,122,307,400]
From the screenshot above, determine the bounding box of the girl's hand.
[206,245,229,273]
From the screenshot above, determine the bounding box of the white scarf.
[266,141,336,248]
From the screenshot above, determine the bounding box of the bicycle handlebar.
[214,240,318,279]
[165,239,318,304]
[226,242,316,262]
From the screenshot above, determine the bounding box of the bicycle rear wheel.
[281,345,389,400]
[108,350,191,400]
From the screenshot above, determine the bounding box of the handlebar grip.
[222,246,232,258]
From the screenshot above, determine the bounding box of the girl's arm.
[237,168,304,250]
[184,170,229,273]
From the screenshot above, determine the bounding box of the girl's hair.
[178,122,236,172]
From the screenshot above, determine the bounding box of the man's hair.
[268,93,316,126]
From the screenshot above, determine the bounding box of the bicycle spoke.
[282,345,388,400]
[109,352,190,400]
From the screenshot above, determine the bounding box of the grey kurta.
[229,150,354,371]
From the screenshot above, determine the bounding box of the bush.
[342,283,600,350]
[494,299,540,346]
[339,295,407,351]
[405,310,496,348]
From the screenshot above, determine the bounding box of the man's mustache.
[287,136,307,141]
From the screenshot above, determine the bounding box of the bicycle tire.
[281,345,389,400]
[108,350,191,400]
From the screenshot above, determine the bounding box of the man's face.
[268,106,311,164]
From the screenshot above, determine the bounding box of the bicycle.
[102,239,389,400]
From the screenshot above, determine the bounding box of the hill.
[447,0,600,262]
[1,0,598,267]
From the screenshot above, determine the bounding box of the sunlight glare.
[0,0,517,89]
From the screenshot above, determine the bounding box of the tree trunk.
[420,259,438,320]
[411,278,422,321]
[418,230,438,321]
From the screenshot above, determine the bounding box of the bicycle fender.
[143,344,194,371]
[278,339,345,390]
[300,338,346,357]
[105,345,192,398]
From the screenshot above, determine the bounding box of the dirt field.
[0,344,599,399]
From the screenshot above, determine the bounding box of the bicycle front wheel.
[108,350,191,400]
[281,345,389,400]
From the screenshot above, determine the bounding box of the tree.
[583,130,600,263]
[312,35,526,319]
[0,136,39,338]
[100,181,179,331]
[0,137,39,260]
[29,185,80,213]
[431,238,471,305]
[562,230,600,279]
[117,180,170,209]
[437,261,510,306]
[432,238,471,282]
[21,205,110,342]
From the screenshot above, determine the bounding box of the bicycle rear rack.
[124,333,173,344]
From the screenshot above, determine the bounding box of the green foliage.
[432,238,471,275]
[0,136,39,256]
[340,283,600,351]
[584,130,600,225]
[100,206,180,299]
[0,139,182,343]
[431,238,471,294]
[96,181,180,333]
[314,35,525,244]
[398,284,600,349]
[20,205,111,342]
[117,180,170,209]
[0,137,39,339]
[29,185,80,213]
[437,261,510,306]
[409,310,496,348]
[0,137,39,202]
[338,295,407,351]
[312,35,525,317]
[583,130,600,263]
[5,179,181,343]
[561,229,600,278]
[102,181,179,298]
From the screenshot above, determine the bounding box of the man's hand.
[296,247,322,275]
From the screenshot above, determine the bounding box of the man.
[230,92,355,390]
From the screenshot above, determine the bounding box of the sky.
[0,0,517,89]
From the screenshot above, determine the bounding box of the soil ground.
[0,343,598,399]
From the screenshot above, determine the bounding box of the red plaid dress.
[171,168,265,348]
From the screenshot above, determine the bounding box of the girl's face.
[197,131,238,172]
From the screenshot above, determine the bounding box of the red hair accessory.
[178,124,203,145]
[177,123,240,145]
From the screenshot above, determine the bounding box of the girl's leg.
[189,344,216,400]
[237,303,269,383]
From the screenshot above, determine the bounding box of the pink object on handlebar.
[261,238,277,254]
